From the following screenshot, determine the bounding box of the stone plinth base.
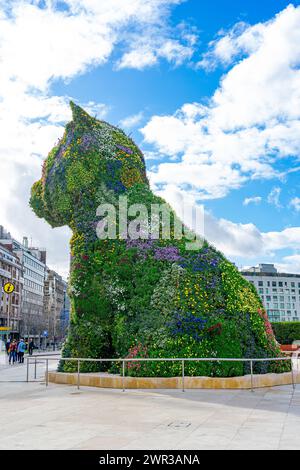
[48,371,300,389]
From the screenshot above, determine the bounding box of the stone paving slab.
[0,361,300,449]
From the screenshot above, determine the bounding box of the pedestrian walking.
[8,339,17,365]
[16,339,20,362]
[5,338,11,356]
[28,338,35,356]
[17,338,26,364]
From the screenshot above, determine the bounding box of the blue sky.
[1,0,300,276]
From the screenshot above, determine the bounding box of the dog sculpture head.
[30,102,148,230]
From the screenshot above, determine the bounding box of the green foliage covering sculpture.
[30,102,288,377]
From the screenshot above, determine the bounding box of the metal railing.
[26,355,298,392]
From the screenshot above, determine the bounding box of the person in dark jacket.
[29,338,35,356]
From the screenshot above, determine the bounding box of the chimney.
[23,236,28,248]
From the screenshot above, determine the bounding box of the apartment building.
[0,243,22,336]
[0,227,47,337]
[44,268,68,343]
[241,264,300,322]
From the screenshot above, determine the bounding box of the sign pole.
[3,282,15,338]
[8,293,11,334]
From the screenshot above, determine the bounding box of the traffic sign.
[43,330,48,337]
[3,282,15,294]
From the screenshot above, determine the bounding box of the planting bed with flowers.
[30,102,289,377]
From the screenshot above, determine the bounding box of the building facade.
[0,243,23,336]
[44,268,68,343]
[241,264,300,322]
[0,227,47,339]
[0,225,68,344]
[60,285,70,339]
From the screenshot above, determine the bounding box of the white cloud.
[0,1,191,91]
[267,187,282,208]
[118,48,157,70]
[116,38,194,70]
[198,21,264,70]
[263,227,300,251]
[141,5,300,200]
[290,197,300,212]
[243,196,262,206]
[156,185,300,261]
[0,0,194,276]
[119,112,144,129]
[276,254,300,274]
[116,21,196,70]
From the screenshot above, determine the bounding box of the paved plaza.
[0,353,300,450]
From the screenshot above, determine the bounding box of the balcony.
[0,267,11,278]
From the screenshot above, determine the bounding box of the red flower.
[207,322,222,336]
[126,342,148,370]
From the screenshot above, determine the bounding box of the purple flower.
[126,239,154,260]
[153,246,181,262]
[126,239,153,250]
[116,144,133,155]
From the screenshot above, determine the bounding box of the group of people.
[5,338,35,365]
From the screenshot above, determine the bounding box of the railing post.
[182,360,185,392]
[250,359,254,392]
[34,357,37,380]
[122,360,125,392]
[26,357,29,383]
[46,359,48,387]
[291,357,295,390]
[77,359,80,390]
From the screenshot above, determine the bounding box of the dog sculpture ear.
[70,101,95,128]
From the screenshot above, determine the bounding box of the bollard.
[46,359,49,387]
[250,360,254,392]
[122,360,125,392]
[26,357,29,383]
[77,359,80,390]
[182,360,185,392]
[34,357,37,380]
[291,358,295,390]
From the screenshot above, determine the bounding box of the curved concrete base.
[48,370,300,389]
